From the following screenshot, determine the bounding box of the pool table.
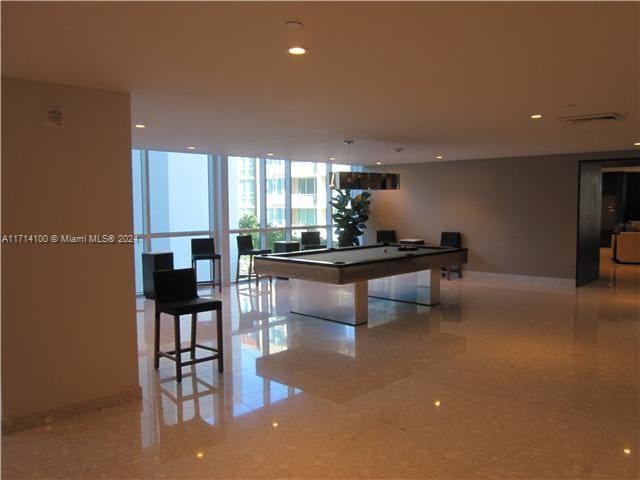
[254,244,468,326]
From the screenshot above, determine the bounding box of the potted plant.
[331,188,371,247]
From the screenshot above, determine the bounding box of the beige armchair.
[616,232,640,264]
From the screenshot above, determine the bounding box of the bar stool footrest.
[159,345,221,364]
[196,280,222,287]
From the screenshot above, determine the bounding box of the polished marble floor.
[3,249,639,479]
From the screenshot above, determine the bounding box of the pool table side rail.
[254,246,468,285]
[257,244,459,263]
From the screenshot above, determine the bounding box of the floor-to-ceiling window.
[148,150,212,281]
[131,150,215,293]
[291,161,329,244]
[131,150,145,292]
[264,159,287,251]
[228,156,261,281]
[132,151,360,288]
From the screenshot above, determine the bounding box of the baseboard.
[2,385,142,435]
[462,270,575,293]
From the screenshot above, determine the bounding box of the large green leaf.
[331,186,372,246]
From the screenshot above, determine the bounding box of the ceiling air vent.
[557,112,625,125]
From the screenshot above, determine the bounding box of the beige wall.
[1,78,139,423]
[367,154,604,279]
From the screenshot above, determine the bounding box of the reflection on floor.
[3,248,639,479]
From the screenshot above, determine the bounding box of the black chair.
[300,231,326,250]
[191,238,222,292]
[236,235,271,285]
[376,230,397,243]
[153,268,223,382]
[440,232,462,280]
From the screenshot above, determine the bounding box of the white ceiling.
[2,2,639,165]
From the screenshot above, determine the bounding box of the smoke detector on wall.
[45,106,64,127]
[557,112,625,125]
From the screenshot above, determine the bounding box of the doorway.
[576,158,640,286]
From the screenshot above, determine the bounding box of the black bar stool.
[300,231,326,250]
[191,238,222,292]
[236,235,271,285]
[153,268,223,382]
[440,231,463,280]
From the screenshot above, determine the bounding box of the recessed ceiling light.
[284,21,303,29]
[267,152,275,157]
[134,124,146,129]
[376,162,382,165]
[186,146,195,150]
[434,400,441,407]
[288,46,307,55]
[530,114,543,119]
[196,452,204,459]
[329,157,336,161]
[436,155,443,159]
[633,142,640,147]
[623,448,631,455]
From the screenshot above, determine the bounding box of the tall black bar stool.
[191,238,222,292]
[236,235,271,285]
[300,231,326,250]
[440,231,463,280]
[153,268,223,382]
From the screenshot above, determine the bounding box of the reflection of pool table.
[254,244,468,326]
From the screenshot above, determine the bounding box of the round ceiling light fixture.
[436,155,443,159]
[634,142,640,147]
[530,114,543,119]
[134,124,146,129]
[288,46,307,55]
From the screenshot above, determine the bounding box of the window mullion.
[285,159,292,240]
[142,149,151,252]
[259,157,267,249]
[326,162,332,247]
[208,154,215,238]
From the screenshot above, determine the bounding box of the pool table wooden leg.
[353,281,369,325]
[429,269,441,305]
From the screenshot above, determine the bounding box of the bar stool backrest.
[376,230,397,243]
[236,235,254,254]
[300,231,321,247]
[440,232,462,248]
[191,238,216,256]
[153,268,198,303]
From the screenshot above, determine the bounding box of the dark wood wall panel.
[576,162,602,286]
